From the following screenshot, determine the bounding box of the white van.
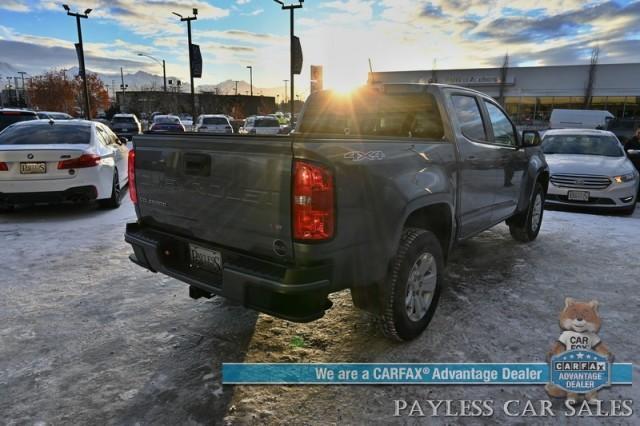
[549,109,614,130]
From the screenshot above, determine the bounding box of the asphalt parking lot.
[1,195,639,425]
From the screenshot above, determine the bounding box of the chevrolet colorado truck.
[125,84,549,341]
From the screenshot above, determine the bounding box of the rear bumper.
[0,185,97,205]
[124,222,332,322]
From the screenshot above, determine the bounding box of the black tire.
[508,183,544,243]
[377,228,444,341]
[98,170,122,209]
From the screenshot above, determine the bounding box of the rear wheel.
[508,183,544,242]
[98,169,121,209]
[377,228,443,341]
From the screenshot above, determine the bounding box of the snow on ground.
[0,198,638,424]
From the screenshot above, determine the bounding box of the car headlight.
[613,173,636,184]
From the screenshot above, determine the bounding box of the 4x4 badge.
[344,151,385,161]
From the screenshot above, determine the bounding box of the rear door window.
[451,95,487,141]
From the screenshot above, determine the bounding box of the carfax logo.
[545,298,614,403]
[550,350,610,394]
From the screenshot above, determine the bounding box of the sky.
[1,0,640,96]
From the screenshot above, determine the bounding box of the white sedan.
[0,120,130,209]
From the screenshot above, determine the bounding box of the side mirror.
[118,136,128,145]
[522,130,541,147]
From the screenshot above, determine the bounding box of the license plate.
[20,162,46,174]
[567,190,589,201]
[189,244,222,273]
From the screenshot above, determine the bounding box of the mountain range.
[1,62,287,99]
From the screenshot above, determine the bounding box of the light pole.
[17,71,27,107]
[246,65,253,96]
[173,9,198,121]
[283,79,288,103]
[273,1,303,120]
[63,4,92,119]
[234,80,239,96]
[138,53,166,92]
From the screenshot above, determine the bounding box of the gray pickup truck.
[125,84,549,341]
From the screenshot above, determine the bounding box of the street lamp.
[283,79,288,103]
[62,4,92,119]
[172,8,198,122]
[138,53,167,92]
[273,0,303,120]
[246,65,253,96]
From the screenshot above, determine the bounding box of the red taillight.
[0,162,8,171]
[57,154,101,169]
[292,160,334,241]
[128,150,137,204]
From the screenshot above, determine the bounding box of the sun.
[324,68,367,95]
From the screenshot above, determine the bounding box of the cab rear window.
[298,89,444,139]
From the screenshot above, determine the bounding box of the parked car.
[0,120,129,209]
[542,129,639,214]
[36,111,73,120]
[549,109,614,130]
[125,84,549,341]
[606,118,640,144]
[148,115,185,133]
[195,114,234,134]
[110,113,142,140]
[239,115,281,135]
[229,119,245,134]
[0,109,38,132]
[179,114,193,131]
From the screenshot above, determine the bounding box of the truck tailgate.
[133,134,293,262]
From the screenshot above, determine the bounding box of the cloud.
[236,0,250,4]
[198,29,286,45]
[0,39,149,75]
[37,0,230,36]
[0,0,29,12]
[242,8,263,16]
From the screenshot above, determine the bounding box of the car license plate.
[567,190,589,201]
[20,162,46,174]
[189,244,222,273]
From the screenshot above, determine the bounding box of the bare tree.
[584,46,599,109]
[498,52,509,107]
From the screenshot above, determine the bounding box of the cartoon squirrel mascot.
[545,298,613,403]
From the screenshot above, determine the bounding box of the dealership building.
[369,63,640,124]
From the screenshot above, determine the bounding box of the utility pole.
[234,80,239,95]
[274,1,304,119]
[246,66,253,96]
[173,9,198,121]
[63,4,92,119]
[283,80,288,103]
